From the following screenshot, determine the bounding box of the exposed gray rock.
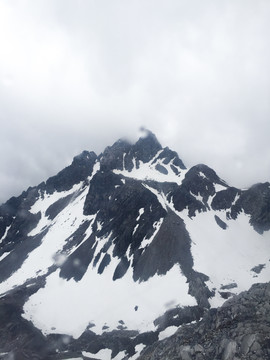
[214,214,228,229]
[251,264,265,274]
[222,339,237,360]
[138,282,270,360]
[241,334,256,355]
[155,163,168,174]
[220,283,238,290]
[153,306,204,332]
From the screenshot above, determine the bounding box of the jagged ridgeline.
[0,130,269,360]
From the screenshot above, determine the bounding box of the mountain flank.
[0,130,269,359]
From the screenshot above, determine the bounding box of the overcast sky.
[0,0,270,204]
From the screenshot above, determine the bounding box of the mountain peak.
[137,127,161,146]
[72,150,97,164]
[138,127,158,139]
[132,129,162,163]
[99,130,164,172]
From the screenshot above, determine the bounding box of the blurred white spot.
[54,253,68,267]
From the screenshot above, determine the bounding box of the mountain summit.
[0,132,269,359]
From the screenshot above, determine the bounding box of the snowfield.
[181,209,270,307]
[23,263,195,338]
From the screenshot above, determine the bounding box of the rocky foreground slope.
[138,282,270,360]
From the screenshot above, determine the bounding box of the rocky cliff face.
[0,131,269,359]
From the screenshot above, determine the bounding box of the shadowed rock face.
[138,282,270,360]
[152,147,186,170]
[133,209,193,282]
[210,182,270,233]
[236,182,270,233]
[0,229,47,283]
[84,173,167,260]
[211,187,240,211]
[169,164,227,216]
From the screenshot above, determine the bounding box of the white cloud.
[0,0,270,202]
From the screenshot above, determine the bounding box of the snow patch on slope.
[181,210,270,307]
[114,157,187,185]
[158,325,178,340]
[82,349,126,360]
[0,225,11,244]
[82,349,112,360]
[0,251,11,262]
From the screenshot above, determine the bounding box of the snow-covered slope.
[0,130,269,360]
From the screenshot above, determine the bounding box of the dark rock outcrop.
[133,209,193,282]
[45,150,97,194]
[214,215,228,229]
[169,164,229,217]
[211,187,240,211]
[99,130,165,173]
[236,182,270,233]
[84,173,167,260]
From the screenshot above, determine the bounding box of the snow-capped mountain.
[0,130,269,360]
